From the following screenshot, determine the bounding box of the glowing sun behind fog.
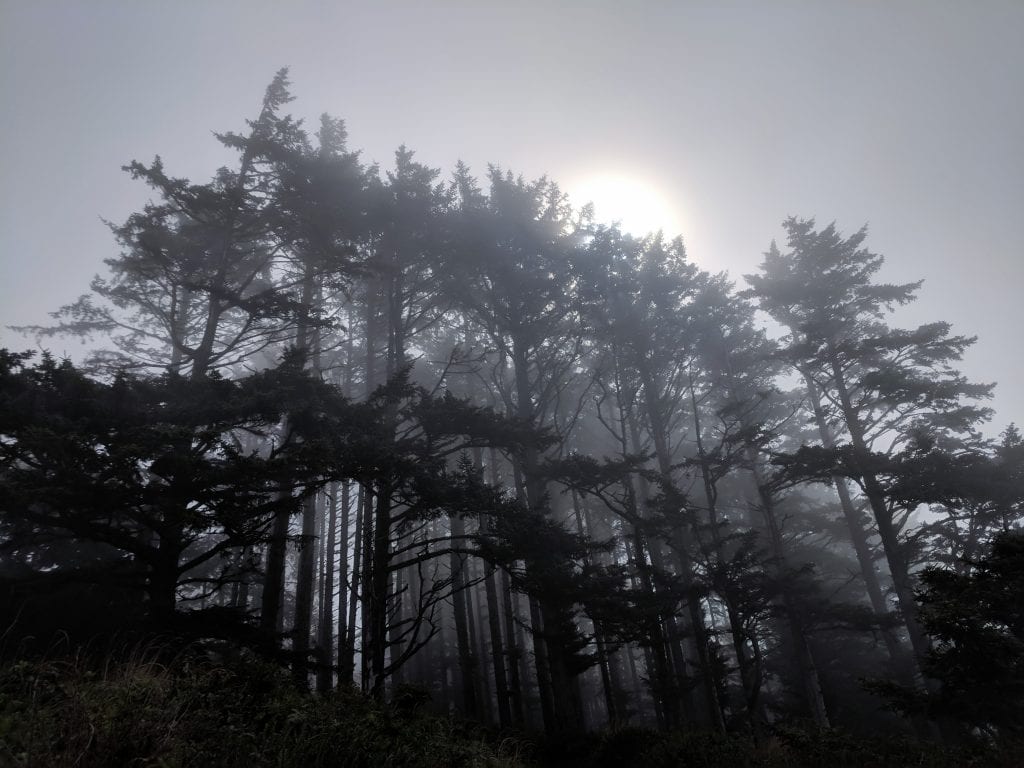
[567,173,682,238]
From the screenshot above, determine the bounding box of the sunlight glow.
[568,173,682,238]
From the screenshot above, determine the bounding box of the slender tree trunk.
[572,489,621,728]
[468,556,493,723]
[483,551,512,728]
[236,546,252,612]
[357,294,381,692]
[623,644,645,725]
[826,351,933,672]
[261,510,290,635]
[317,483,339,692]
[291,271,321,686]
[747,456,831,727]
[359,486,375,692]
[341,484,362,686]
[148,527,183,623]
[509,339,582,733]
[802,371,904,661]
[168,287,192,376]
[636,363,725,732]
[688,375,765,730]
[626,411,700,727]
[389,531,408,688]
[369,484,393,699]
[293,491,319,686]
[501,566,526,727]
[485,449,513,728]
[336,482,351,686]
[450,512,479,717]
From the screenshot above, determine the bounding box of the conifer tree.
[30,70,310,380]
[746,217,993,677]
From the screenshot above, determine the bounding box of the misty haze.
[1,3,1022,766]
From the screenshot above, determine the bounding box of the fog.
[2,1,1021,431]
[2,3,1023,763]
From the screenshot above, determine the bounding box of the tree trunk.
[261,509,290,634]
[636,362,725,732]
[336,482,351,686]
[147,526,182,623]
[368,484,393,699]
[484,451,513,728]
[501,566,526,727]
[748,456,831,727]
[468,555,493,723]
[359,486,375,692]
[688,375,765,730]
[802,371,905,662]
[317,483,339,692]
[572,489,623,728]
[826,350,933,673]
[450,512,479,717]
[510,339,583,734]
[292,491,319,687]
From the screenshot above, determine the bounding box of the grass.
[0,644,1011,767]
[0,643,524,767]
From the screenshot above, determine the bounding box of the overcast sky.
[2,1,1021,435]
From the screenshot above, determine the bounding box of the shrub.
[0,648,525,767]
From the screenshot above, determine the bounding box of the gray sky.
[2,1,1021,435]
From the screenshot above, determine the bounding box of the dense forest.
[2,71,1021,766]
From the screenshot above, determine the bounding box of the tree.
[13,68,1024,745]
[873,531,1024,748]
[746,217,993,680]
[444,168,592,733]
[256,110,373,683]
[897,427,1024,574]
[0,349,342,624]
[680,275,832,728]
[575,227,728,730]
[24,70,314,379]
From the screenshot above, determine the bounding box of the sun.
[567,173,681,238]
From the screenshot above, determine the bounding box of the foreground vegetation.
[0,646,520,768]
[0,647,1008,768]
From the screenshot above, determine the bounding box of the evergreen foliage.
[2,72,1021,764]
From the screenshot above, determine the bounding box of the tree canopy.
[2,72,1020,757]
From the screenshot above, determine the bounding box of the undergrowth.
[0,645,1010,767]
[0,643,524,767]
[551,724,1008,768]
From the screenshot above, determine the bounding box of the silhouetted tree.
[746,218,993,680]
[0,350,342,624]
[872,531,1024,748]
